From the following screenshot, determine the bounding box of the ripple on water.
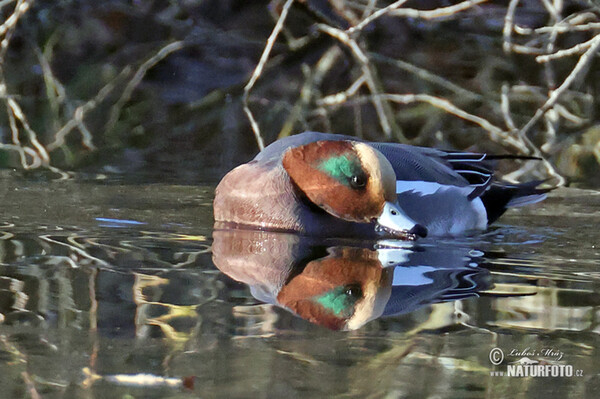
[0,180,598,397]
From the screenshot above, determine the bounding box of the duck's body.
[214,132,549,238]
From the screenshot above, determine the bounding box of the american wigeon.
[214,132,549,239]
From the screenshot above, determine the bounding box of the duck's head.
[277,247,393,330]
[282,140,427,240]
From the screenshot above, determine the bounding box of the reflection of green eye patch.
[318,155,362,186]
[314,285,361,317]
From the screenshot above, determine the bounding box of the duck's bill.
[375,242,413,267]
[375,224,421,240]
[375,202,428,240]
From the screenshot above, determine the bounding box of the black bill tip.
[408,224,428,238]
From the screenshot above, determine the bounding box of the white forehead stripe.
[355,143,396,198]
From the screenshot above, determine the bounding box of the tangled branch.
[243,0,600,186]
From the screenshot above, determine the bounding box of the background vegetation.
[0,0,599,186]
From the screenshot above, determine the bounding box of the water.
[0,175,599,398]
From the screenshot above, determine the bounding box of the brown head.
[282,140,427,238]
[277,247,392,330]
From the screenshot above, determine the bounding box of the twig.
[503,0,520,54]
[0,143,41,169]
[505,44,546,55]
[7,98,50,165]
[539,0,560,21]
[500,84,517,131]
[105,40,185,136]
[348,0,488,34]
[279,47,342,138]
[47,66,133,151]
[243,0,294,150]
[369,52,482,102]
[36,45,66,130]
[526,22,600,34]
[0,0,29,38]
[347,0,410,33]
[503,154,565,187]
[515,12,600,35]
[387,0,488,20]
[541,110,557,152]
[324,92,528,152]
[379,93,529,152]
[360,0,379,19]
[536,35,597,62]
[0,0,57,172]
[554,104,586,125]
[317,23,400,140]
[5,102,39,169]
[519,34,600,139]
[540,1,562,143]
[316,73,366,106]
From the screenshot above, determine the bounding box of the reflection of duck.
[214,132,549,239]
[212,229,490,330]
[381,245,489,318]
[277,246,392,330]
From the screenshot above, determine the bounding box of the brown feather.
[282,141,384,222]
[278,248,383,330]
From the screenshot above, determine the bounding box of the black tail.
[481,180,554,224]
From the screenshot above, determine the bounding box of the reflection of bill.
[213,229,490,330]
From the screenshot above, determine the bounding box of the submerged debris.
[82,367,195,390]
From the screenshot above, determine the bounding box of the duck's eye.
[350,174,367,189]
[345,284,363,299]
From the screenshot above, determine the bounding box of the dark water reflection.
[0,177,599,398]
[213,229,490,330]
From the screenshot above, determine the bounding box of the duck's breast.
[214,160,305,232]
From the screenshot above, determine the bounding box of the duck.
[213,132,550,239]
[212,229,392,330]
[212,229,489,330]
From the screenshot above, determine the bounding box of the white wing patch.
[392,266,435,286]
[396,180,472,196]
[395,180,488,235]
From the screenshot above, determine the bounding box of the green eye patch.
[314,285,361,317]
[317,155,363,186]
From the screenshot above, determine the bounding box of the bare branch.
[501,84,517,131]
[243,0,294,150]
[369,52,482,102]
[0,0,29,38]
[387,0,488,20]
[316,73,366,107]
[347,0,410,33]
[379,93,528,152]
[536,35,597,62]
[519,34,600,138]
[279,47,342,138]
[47,66,132,151]
[317,23,400,140]
[7,98,50,165]
[503,0,520,54]
[348,0,488,34]
[105,40,185,136]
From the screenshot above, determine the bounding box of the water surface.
[0,175,598,398]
